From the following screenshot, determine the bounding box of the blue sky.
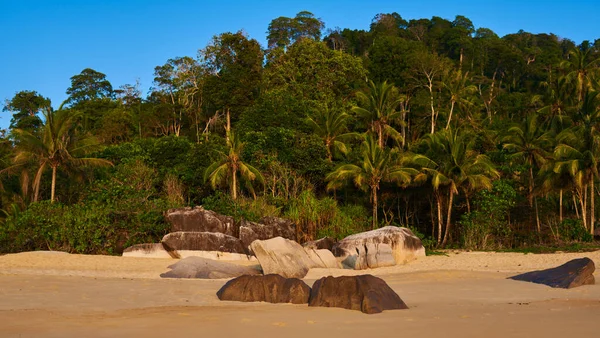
[1,0,598,129]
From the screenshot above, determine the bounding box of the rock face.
[509,257,595,289]
[250,237,340,278]
[160,257,260,279]
[162,232,247,254]
[239,218,296,249]
[333,226,425,269]
[165,207,236,236]
[122,243,178,259]
[303,237,336,251]
[217,274,311,304]
[308,275,409,314]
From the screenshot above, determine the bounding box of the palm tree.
[422,129,499,246]
[443,70,477,130]
[4,108,112,203]
[502,112,553,232]
[204,131,264,200]
[306,107,359,161]
[554,91,600,234]
[326,134,417,229]
[352,80,404,148]
[562,47,599,102]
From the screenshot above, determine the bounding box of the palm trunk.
[559,189,563,223]
[442,189,454,247]
[232,167,237,200]
[534,197,541,233]
[573,193,580,219]
[579,186,587,230]
[378,125,383,148]
[591,178,595,235]
[372,186,378,230]
[445,100,455,130]
[436,193,442,246]
[51,166,57,203]
[225,108,231,142]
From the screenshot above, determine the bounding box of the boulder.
[176,250,256,261]
[508,257,595,289]
[165,207,236,236]
[250,237,339,278]
[122,243,178,259]
[217,274,311,304]
[303,237,336,251]
[308,275,409,314]
[333,226,425,269]
[162,232,247,254]
[160,257,260,279]
[239,218,297,249]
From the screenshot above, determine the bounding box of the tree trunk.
[430,87,436,134]
[579,186,587,230]
[225,108,231,142]
[436,193,443,246]
[591,178,595,235]
[232,167,237,200]
[534,197,541,233]
[559,189,563,223]
[378,124,384,148]
[446,100,455,130]
[442,189,454,247]
[573,193,580,219]
[51,166,57,203]
[372,186,378,230]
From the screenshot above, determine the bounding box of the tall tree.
[204,131,264,200]
[352,80,404,148]
[4,108,112,202]
[65,68,113,106]
[326,134,417,229]
[3,90,50,131]
[267,11,325,50]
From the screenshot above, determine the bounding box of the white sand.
[1,250,599,337]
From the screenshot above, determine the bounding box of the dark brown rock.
[308,275,408,314]
[165,207,236,236]
[239,217,297,249]
[160,257,261,279]
[508,257,595,289]
[162,232,246,254]
[216,274,311,304]
[303,237,337,251]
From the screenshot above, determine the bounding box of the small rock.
[508,257,595,289]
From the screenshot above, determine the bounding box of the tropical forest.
[2,11,600,254]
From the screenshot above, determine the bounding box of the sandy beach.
[1,250,599,338]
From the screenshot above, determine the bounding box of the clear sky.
[1,0,598,129]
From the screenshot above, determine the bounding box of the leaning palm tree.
[352,80,404,148]
[422,129,499,246]
[502,112,554,232]
[443,70,477,130]
[306,107,360,161]
[4,107,112,203]
[204,131,264,200]
[326,134,418,229]
[561,47,600,103]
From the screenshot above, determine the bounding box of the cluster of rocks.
[124,207,428,279]
[216,274,408,314]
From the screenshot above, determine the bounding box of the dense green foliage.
[2,11,600,254]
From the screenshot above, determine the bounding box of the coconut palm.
[326,134,418,229]
[502,112,554,232]
[561,47,600,102]
[306,107,360,161]
[204,131,264,200]
[422,129,499,246]
[4,107,112,203]
[352,80,404,148]
[443,70,477,129]
[554,91,600,234]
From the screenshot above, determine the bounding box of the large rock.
[162,232,247,254]
[508,257,595,289]
[303,237,336,251]
[250,237,339,278]
[333,226,425,269]
[239,218,296,249]
[122,243,178,259]
[165,207,236,236]
[308,275,409,314]
[160,257,260,279]
[217,274,311,304]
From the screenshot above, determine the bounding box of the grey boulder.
[160,256,260,279]
[165,206,236,236]
[162,231,247,254]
